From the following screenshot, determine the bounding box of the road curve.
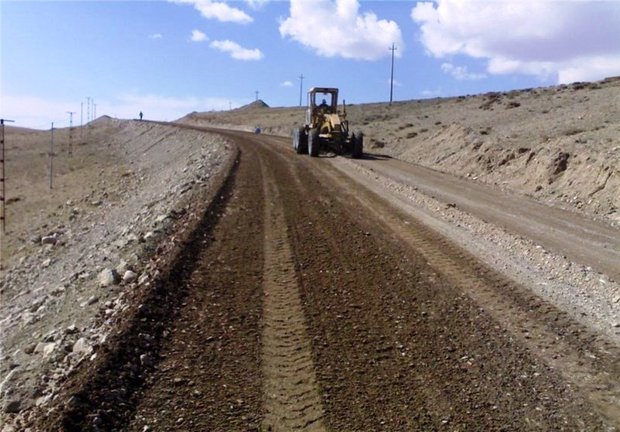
[32,126,619,431]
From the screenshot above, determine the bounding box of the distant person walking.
[139,111,143,121]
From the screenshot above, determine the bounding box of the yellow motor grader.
[292,87,363,158]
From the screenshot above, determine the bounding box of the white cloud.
[0,93,238,129]
[441,63,486,81]
[411,0,620,83]
[245,0,269,9]
[149,33,163,40]
[171,0,253,24]
[190,29,208,42]
[281,80,294,87]
[279,0,403,61]
[0,95,79,129]
[210,39,263,60]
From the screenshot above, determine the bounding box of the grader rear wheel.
[308,128,320,157]
[351,130,364,159]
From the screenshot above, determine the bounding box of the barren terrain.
[1,77,619,431]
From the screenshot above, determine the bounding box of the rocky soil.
[0,119,234,428]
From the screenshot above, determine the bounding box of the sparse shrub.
[406,132,418,139]
[571,82,586,90]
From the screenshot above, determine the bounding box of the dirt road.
[34,128,619,431]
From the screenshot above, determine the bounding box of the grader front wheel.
[293,127,307,154]
[351,130,364,159]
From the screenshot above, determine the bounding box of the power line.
[299,74,304,107]
[389,43,397,105]
[67,111,75,157]
[0,118,15,236]
[49,123,55,189]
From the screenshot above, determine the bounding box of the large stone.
[72,338,93,355]
[35,342,57,358]
[41,235,57,245]
[123,270,138,283]
[98,268,120,287]
[3,399,21,413]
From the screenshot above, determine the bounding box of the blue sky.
[2,0,620,129]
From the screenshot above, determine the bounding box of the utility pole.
[67,111,75,157]
[1,118,15,236]
[80,102,83,139]
[93,103,97,121]
[299,74,304,107]
[49,122,55,190]
[389,43,397,105]
[255,90,259,102]
[86,97,91,123]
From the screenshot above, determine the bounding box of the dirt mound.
[237,99,270,110]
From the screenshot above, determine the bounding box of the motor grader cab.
[292,87,363,158]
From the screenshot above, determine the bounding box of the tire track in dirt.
[259,156,325,431]
[255,139,608,430]
[316,158,620,429]
[124,144,266,431]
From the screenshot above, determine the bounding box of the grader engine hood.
[320,113,342,134]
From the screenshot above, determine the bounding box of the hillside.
[179,77,620,227]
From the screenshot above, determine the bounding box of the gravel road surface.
[30,126,619,431]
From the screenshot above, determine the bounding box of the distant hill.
[237,99,270,110]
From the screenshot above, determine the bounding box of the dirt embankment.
[179,77,620,226]
[0,119,234,428]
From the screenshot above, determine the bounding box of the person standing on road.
[139,111,143,121]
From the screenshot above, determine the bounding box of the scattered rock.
[41,235,57,245]
[72,338,93,355]
[65,324,79,334]
[50,286,66,296]
[3,399,21,414]
[85,295,99,306]
[140,353,154,367]
[98,268,120,287]
[34,342,57,358]
[549,152,570,177]
[123,270,138,283]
